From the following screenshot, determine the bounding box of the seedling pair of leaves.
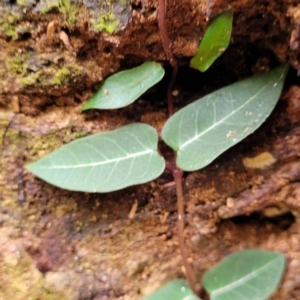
[26,62,287,192]
[143,249,286,300]
[25,10,237,191]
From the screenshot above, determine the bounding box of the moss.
[5,54,42,87]
[17,0,30,6]
[37,0,79,24]
[0,246,68,300]
[58,0,79,24]
[3,24,16,37]
[52,67,70,85]
[0,10,22,38]
[5,51,83,88]
[52,64,82,86]
[6,56,27,75]
[17,0,26,5]
[84,0,131,33]
[26,127,90,162]
[20,72,41,87]
[74,131,87,138]
[16,0,37,7]
[27,130,67,159]
[92,12,119,34]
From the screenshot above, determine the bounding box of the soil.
[1,0,300,299]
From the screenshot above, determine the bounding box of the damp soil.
[2,0,300,299]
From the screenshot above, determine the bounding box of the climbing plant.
[26,10,288,299]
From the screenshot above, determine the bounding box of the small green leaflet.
[162,65,288,171]
[190,10,233,72]
[142,279,200,300]
[26,124,165,192]
[81,61,165,110]
[202,249,286,300]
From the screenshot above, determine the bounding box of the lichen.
[27,130,69,159]
[0,240,68,300]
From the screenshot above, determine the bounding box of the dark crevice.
[231,212,295,231]
[131,1,142,11]
[18,32,32,41]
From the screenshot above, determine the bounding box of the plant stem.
[158,0,197,293]
[173,167,198,295]
[167,64,178,117]
[158,0,176,67]
[158,0,178,116]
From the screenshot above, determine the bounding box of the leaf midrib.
[210,257,280,297]
[179,80,272,150]
[37,149,154,169]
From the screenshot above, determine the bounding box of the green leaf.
[202,249,286,300]
[26,123,165,192]
[162,65,288,171]
[143,279,200,300]
[81,61,165,110]
[190,10,233,72]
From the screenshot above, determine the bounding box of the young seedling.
[143,249,286,300]
[25,10,288,299]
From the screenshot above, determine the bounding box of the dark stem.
[167,64,178,117]
[173,167,198,295]
[158,0,178,117]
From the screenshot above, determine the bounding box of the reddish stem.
[158,1,198,294]
[173,167,198,295]
[158,0,176,67]
[158,0,178,117]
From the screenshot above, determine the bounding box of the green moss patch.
[0,10,22,38]
[34,0,79,24]
[84,0,131,33]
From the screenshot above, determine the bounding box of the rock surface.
[1,0,300,299]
